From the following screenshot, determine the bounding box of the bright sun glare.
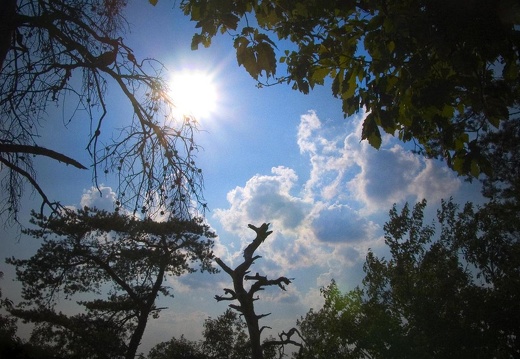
[169,70,218,120]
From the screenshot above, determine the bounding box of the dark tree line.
[148,309,279,359]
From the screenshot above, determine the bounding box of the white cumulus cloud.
[80,185,118,211]
[212,110,464,296]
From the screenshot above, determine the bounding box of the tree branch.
[0,144,87,169]
[215,288,237,302]
[0,155,58,214]
[215,257,233,276]
[243,223,272,260]
[248,275,293,295]
[263,327,304,350]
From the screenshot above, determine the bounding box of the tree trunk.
[126,264,166,359]
[0,0,16,71]
[243,305,264,359]
[125,307,150,359]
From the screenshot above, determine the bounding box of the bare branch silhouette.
[0,0,205,224]
[215,223,301,359]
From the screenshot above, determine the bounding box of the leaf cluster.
[181,0,520,176]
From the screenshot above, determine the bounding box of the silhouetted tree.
[148,309,281,359]
[214,223,302,359]
[1,272,58,359]
[0,0,205,225]
[201,309,250,359]
[6,207,217,359]
[295,197,520,358]
[147,335,207,359]
[179,0,520,176]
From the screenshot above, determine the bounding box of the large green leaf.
[255,42,276,77]
[362,115,382,149]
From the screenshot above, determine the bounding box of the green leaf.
[220,13,240,31]
[243,50,259,79]
[441,105,454,119]
[191,34,203,50]
[311,66,330,86]
[379,110,396,133]
[341,70,357,99]
[255,42,276,77]
[362,115,382,149]
[254,32,277,47]
[452,157,464,174]
[332,69,344,97]
[387,41,395,53]
[503,60,518,81]
[454,133,469,150]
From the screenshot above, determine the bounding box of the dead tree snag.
[214,223,302,359]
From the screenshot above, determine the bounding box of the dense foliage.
[148,335,207,359]
[295,194,520,358]
[6,208,216,359]
[147,310,250,359]
[179,0,520,176]
[200,309,251,359]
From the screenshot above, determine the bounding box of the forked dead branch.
[215,223,303,359]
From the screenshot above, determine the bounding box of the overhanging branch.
[0,144,87,169]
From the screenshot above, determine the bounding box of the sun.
[169,70,218,120]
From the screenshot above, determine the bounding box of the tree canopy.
[179,0,520,176]
[293,117,520,357]
[148,335,207,359]
[6,207,217,359]
[295,195,520,358]
[0,0,205,224]
[201,309,251,359]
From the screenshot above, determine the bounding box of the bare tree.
[215,223,302,359]
[0,0,205,224]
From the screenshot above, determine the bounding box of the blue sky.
[0,1,486,354]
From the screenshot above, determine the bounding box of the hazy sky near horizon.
[0,1,486,355]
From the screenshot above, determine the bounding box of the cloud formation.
[213,110,463,303]
[80,185,118,211]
